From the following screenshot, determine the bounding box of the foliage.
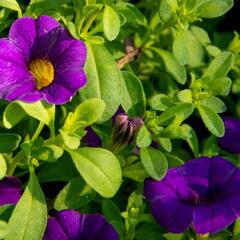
[0,0,239,239]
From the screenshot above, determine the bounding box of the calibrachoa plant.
[0,0,240,240]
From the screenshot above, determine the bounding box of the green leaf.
[103,5,120,41]
[140,147,168,180]
[200,96,226,113]
[205,77,232,96]
[87,36,105,45]
[0,133,21,153]
[0,220,7,239]
[173,30,204,67]
[0,0,22,17]
[121,71,146,117]
[6,171,47,240]
[32,144,63,163]
[159,0,178,23]
[151,48,186,84]
[165,153,184,167]
[28,0,66,10]
[3,101,55,132]
[191,26,211,46]
[158,138,172,152]
[233,219,240,240]
[157,103,194,126]
[177,89,193,103]
[197,0,233,18]
[136,224,164,240]
[136,125,152,148]
[37,153,79,183]
[123,162,147,182]
[102,199,122,223]
[81,43,122,121]
[206,45,222,57]
[186,127,199,158]
[68,148,122,198]
[0,155,7,180]
[54,177,96,210]
[59,130,81,150]
[74,98,105,125]
[203,135,219,157]
[150,94,173,111]
[198,105,224,137]
[115,2,147,26]
[202,52,234,81]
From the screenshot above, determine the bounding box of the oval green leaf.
[3,101,55,131]
[0,133,21,153]
[140,147,168,180]
[0,0,22,17]
[5,171,47,240]
[151,47,187,84]
[81,43,122,121]
[103,5,121,41]
[197,0,233,18]
[54,177,96,210]
[68,148,122,198]
[121,71,146,117]
[198,105,224,137]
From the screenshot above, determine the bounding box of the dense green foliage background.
[0,0,240,239]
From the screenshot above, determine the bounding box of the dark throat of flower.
[28,59,54,90]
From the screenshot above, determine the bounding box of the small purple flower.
[0,177,21,205]
[218,117,240,153]
[0,16,87,104]
[144,156,240,234]
[43,210,119,240]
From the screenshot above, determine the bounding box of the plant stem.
[8,121,45,175]
[31,121,45,141]
[81,9,100,35]
[7,151,25,176]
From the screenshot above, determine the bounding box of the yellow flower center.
[28,59,54,90]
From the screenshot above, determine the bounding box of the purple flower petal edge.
[0,16,87,105]
[43,210,119,240]
[218,117,240,153]
[144,156,240,234]
[0,177,21,206]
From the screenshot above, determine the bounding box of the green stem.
[31,121,45,141]
[81,9,100,35]
[7,151,25,176]
[8,121,45,175]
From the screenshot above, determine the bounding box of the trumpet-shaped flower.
[144,156,240,234]
[43,210,119,240]
[0,16,87,104]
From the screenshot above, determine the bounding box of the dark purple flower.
[0,177,21,205]
[43,210,119,240]
[82,126,102,147]
[0,16,87,104]
[144,156,240,234]
[218,117,240,153]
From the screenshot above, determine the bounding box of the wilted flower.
[144,156,240,234]
[0,177,21,205]
[43,210,119,240]
[0,16,87,104]
[218,117,240,153]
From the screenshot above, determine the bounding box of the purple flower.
[0,16,87,104]
[0,177,21,205]
[144,156,240,234]
[218,117,240,153]
[43,210,119,240]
